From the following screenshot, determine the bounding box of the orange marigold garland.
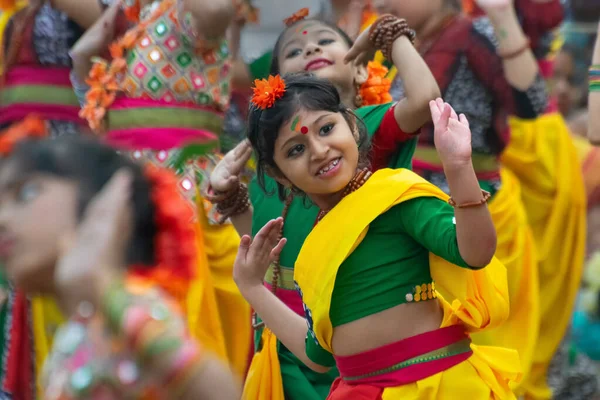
[283,7,309,26]
[359,61,393,106]
[80,0,174,132]
[0,115,48,155]
[251,75,286,109]
[130,164,197,302]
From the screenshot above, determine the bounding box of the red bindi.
[300,126,309,134]
[302,31,308,35]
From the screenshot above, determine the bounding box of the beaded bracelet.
[590,65,600,92]
[368,14,416,61]
[215,182,251,223]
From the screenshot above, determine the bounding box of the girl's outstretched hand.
[430,98,473,170]
[233,218,286,292]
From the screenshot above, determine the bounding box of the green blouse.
[305,196,471,367]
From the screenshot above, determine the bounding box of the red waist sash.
[334,325,472,387]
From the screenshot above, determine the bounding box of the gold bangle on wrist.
[448,190,491,208]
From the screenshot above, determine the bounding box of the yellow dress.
[295,169,521,399]
[500,113,587,399]
[471,168,540,397]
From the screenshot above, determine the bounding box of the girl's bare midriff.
[332,300,444,356]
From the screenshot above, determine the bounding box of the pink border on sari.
[110,96,224,116]
[105,97,221,150]
[412,159,501,181]
[3,66,73,87]
[263,282,305,317]
[106,127,217,151]
[0,104,82,125]
[334,325,472,387]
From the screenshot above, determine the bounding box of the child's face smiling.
[272,109,359,209]
[277,22,366,102]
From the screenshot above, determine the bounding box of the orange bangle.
[498,39,530,60]
[448,190,491,208]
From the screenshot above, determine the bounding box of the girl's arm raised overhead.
[344,16,441,133]
[430,99,497,267]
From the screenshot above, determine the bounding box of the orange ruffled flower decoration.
[283,7,309,26]
[130,164,196,303]
[235,0,259,23]
[360,61,393,106]
[80,0,174,132]
[251,75,286,109]
[123,0,142,23]
[0,115,47,155]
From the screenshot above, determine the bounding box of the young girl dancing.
[0,133,241,399]
[232,72,519,398]
[70,0,254,376]
[210,10,440,398]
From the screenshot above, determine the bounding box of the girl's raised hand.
[430,98,473,170]
[55,169,132,314]
[343,26,376,66]
[233,218,286,292]
[208,140,252,200]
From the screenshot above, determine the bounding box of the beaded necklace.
[316,168,372,222]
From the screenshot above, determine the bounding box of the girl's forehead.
[281,21,340,45]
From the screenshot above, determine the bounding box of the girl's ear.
[346,109,361,142]
[353,62,369,86]
[266,165,292,188]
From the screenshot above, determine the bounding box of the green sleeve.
[355,102,417,170]
[355,103,394,139]
[305,333,336,367]
[393,197,474,269]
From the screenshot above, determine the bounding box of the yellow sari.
[295,169,520,399]
[501,113,587,399]
[471,168,540,397]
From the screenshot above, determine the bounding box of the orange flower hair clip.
[283,7,309,26]
[0,115,48,155]
[251,75,286,109]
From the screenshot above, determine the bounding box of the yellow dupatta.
[294,168,520,398]
[500,113,587,399]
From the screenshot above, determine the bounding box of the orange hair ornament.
[251,75,286,109]
[0,115,47,155]
[283,7,309,26]
[359,61,393,106]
